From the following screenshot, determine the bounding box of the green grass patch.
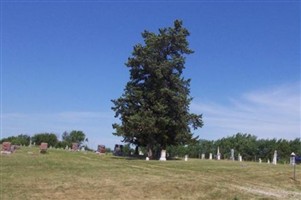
[1,146,300,199]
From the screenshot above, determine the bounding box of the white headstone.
[146,157,149,161]
[159,150,166,161]
[238,154,242,162]
[290,152,296,165]
[184,155,188,161]
[272,150,277,165]
[201,153,205,160]
[209,153,212,160]
[267,159,270,164]
[139,150,144,156]
[259,158,262,163]
[231,149,235,161]
[81,147,85,151]
[65,145,69,150]
[217,147,221,160]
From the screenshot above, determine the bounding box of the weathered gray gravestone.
[201,153,205,160]
[231,149,235,161]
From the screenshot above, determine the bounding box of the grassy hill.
[1,146,300,200]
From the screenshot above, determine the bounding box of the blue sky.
[1,1,300,149]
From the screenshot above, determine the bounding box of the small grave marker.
[40,143,48,153]
[238,154,242,162]
[72,143,79,151]
[113,144,123,156]
[209,153,212,160]
[1,142,12,154]
[98,145,106,153]
[159,150,167,161]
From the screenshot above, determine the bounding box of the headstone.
[98,145,106,153]
[209,153,212,160]
[231,149,235,161]
[267,159,270,164]
[49,146,52,149]
[72,143,79,151]
[139,150,144,156]
[238,154,242,162]
[290,152,296,165]
[40,143,48,153]
[2,142,11,151]
[113,144,123,156]
[217,147,221,160]
[159,149,167,161]
[146,157,149,161]
[201,153,205,160]
[65,145,69,150]
[29,139,32,147]
[272,150,277,165]
[33,142,36,146]
[259,158,262,163]
[1,142,12,154]
[184,155,188,161]
[81,147,85,151]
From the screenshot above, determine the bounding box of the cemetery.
[1,143,301,200]
[1,3,300,200]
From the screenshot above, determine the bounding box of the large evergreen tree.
[111,20,203,158]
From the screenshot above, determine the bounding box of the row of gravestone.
[1,142,111,155]
[1,142,82,154]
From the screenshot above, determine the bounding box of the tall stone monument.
[209,153,212,160]
[217,147,221,160]
[272,150,277,165]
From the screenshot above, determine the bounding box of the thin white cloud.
[191,82,301,140]
[2,82,300,149]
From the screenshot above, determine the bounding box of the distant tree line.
[166,133,301,163]
[1,130,89,149]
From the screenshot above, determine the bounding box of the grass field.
[1,146,300,200]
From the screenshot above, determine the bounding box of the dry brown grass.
[1,146,300,199]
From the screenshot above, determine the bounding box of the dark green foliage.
[61,130,87,146]
[31,133,58,147]
[167,133,301,162]
[0,134,30,146]
[112,20,203,157]
[55,141,70,149]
